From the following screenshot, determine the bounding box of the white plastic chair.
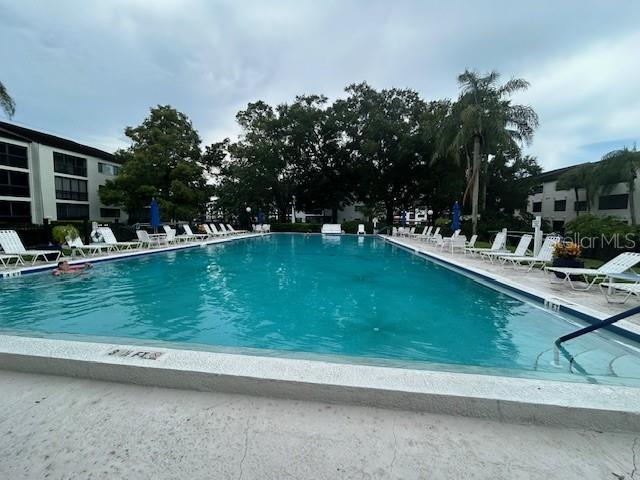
[0,230,61,265]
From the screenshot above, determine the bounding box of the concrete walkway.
[0,371,637,479]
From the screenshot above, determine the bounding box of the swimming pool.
[1,234,639,386]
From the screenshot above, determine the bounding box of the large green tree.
[100,105,213,222]
[0,80,15,118]
[556,163,596,215]
[436,70,539,234]
[336,82,444,224]
[595,147,640,224]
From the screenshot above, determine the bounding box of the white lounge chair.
[218,224,235,236]
[438,229,461,251]
[500,235,561,271]
[411,226,432,240]
[465,235,478,251]
[182,225,207,241]
[466,231,507,256]
[599,281,640,304]
[227,224,247,234]
[163,225,190,243]
[136,230,168,248]
[262,224,271,233]
[546,252,640,291]
[209,224,228,237]
[443,234,467,254]
[425,227,441,244]
[97,227,141,250]
[66,235,114,257]
[357,224,366,235]
[0,254,23,268]
[0,229,61,265]
[321,224,343,235]
[480,234,532,263]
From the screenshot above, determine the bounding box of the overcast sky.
[1,0,639,171]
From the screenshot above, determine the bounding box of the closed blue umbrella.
[258,210,265,225]
[150,198,161,233]
[452,201,460,231]
[400,210,407,227]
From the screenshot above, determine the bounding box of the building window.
[53,152,87,177]
[554,200,566,212]
[599,194,628,210]
[55,176,88,201]
[0,142,28,169]
[532,201,542,212]
[552,220,565,232]
[56,203,89,220]
[98,163,119,175]
[0,170,30,197]
[575,201,588,212]
[531,184,543,194]
[0,200,31,223]
[100,208,120,218]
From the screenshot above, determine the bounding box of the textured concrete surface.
[0,370,638,480]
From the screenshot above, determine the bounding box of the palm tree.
[596,148,640,224]
[556,163,595,215]
[436,70,538,234]
[0,81,15,119]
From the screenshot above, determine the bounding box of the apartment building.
[0,121,126,225]
[526,163,639,230]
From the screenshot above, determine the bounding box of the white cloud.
[0,0,638,171]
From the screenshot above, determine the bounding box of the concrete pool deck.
[1,370,638,479]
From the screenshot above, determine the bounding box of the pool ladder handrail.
[555,305,640,348]
[554,305,640,368]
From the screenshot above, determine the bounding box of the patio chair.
[0,230,61,265]
[357,224,366,235]
[182,224,207,240]
[499,235,561,271]
[599,281,640,304]
[227,224,247,234]
[464,235,478,253]
[425,227,441,244]
[0,254,23,268]
[411,226,432,240]
[262,224,271,233]
[209,224,228,237]
[466,231,507,256]
[546,252,640,291]
[97,227,141,251]
[218,224,235,235]
[66,235,114,257]
[480,234,532,263]
[136,230,169,248]
[163,225,191,243]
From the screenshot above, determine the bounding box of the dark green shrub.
[564,214,639,261]
[270,223,322,233]
[341,221,373,234]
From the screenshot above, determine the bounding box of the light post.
[245,206,251,230]
[427,209,434,226]
[291,195,296,224]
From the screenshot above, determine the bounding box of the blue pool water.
[1,234,639,385]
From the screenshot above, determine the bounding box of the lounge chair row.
[0,223,255,268]
[395,225,640,304]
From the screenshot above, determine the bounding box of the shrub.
[564,214,639,261]
[341,221,373,234]
[270,223,322,233]
[51,225,79,245]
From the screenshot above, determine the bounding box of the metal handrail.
[555,305,640,347]
[553,305,640,370]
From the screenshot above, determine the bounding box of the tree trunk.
[574,188,579,217]
[481,157,487,212]
[385,202,394,226]
[331,207,338,223]
[629,181,636,225]
[471,136,481,235]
